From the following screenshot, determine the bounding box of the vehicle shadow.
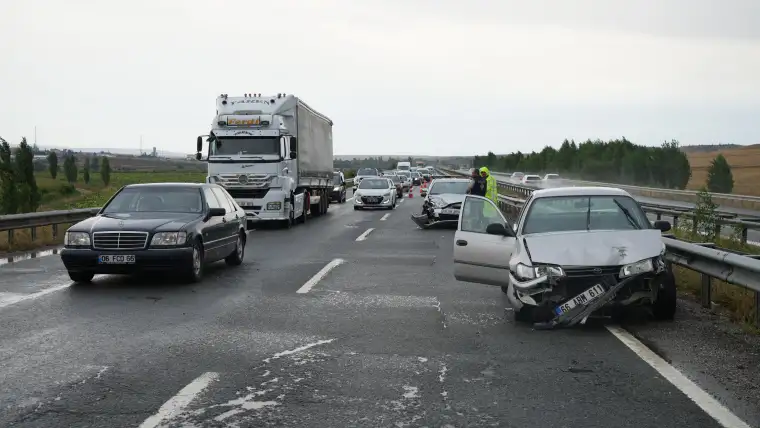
[66,262,232,293]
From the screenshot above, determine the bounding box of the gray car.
[452,187,676,328]
[353,177,397,210]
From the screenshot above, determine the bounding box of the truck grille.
[93,231,149,250]
[226,188,269,199]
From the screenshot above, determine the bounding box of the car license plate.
[554,284,606,316]
[98,255,135,264]
[441,209,460,215]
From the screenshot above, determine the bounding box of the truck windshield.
[357,168,378,176]
[210,137,279,156]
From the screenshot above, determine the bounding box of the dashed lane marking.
[138,371,219,428]
[380,213,390,221]
[607,326,751,428]
[296,258,345,294]
[355,228,375,241]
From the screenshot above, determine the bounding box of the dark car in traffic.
[331,172,347,203]
[386,174,404,197]
[60,183,248,284]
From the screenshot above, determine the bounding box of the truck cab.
[196,93,334,229]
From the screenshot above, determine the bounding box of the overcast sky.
[2,0,759,156]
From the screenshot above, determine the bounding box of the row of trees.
[473,138,692,189]
[0,137,113,215]
[46,151,111,186]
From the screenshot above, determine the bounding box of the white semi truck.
[195,93,334,228]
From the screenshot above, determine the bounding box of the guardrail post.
[742,227,748,244]
[714,224,721,239]
[672,215,678,229]
[701,274,712,308]
[656,213,662,220]
[30,226,36,242]
[7,229,12,246]
[52,224,58,238]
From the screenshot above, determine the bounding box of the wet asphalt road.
[0,187,758,427]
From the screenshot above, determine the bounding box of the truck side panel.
[296,103,333,182]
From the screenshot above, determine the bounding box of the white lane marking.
[263,339,336,363]
[356,228,375,241]
[380,213,391,221]
[606,326,751,428]
[139,371,219,428]
[0,284,71,310]
[296,258,345,294]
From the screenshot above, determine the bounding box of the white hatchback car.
[353,177,397,210]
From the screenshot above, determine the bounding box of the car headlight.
[513,263,564,280]
[354,192,361,198]
[619,259,654,278]
[65,231,90,246]
[429,197,445,208]
[383,192,391,197]
[334,186,341,191]
[151,232,187,246]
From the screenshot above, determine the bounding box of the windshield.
[545,174,559,179]
[522,195,650,234]
[358,179,389,189]
[397,171,410,178]
[209,137,279,157]
[388,175,401,183]
[357,168,378,176]
[412,172,421,178]
[332,174,343,185]
[430,181,470,195]
[512,172,524,177]
[103,187,204,214]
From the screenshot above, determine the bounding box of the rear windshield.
[430,181,470,195]
[357,168,378,176]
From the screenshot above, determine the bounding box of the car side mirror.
[290,137,297,151]
[653,220,671,232]
[208,207,226,217]
[195,152,202,161]
[486,223,513,237]
[196,136,203,152]
[290,151,297,159]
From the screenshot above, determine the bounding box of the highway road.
[1,187,759,427]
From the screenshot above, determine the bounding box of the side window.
[461,196,505,234]
[203,188,222,209]
[221,190,240,211]
[211,188,234,212]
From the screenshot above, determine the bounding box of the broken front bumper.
[509,265,666,329]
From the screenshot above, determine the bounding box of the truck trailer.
[196,93,334,228]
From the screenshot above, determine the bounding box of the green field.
[1,171,206,253]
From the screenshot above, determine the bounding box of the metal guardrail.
[0,208,101,246]
[441,168,760,245]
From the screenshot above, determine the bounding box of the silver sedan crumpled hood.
[429,194,465,206]
[524,229,663,266]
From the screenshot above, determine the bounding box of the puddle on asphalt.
[0,247,62,266]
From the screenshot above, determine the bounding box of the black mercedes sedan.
[60,183,248,283]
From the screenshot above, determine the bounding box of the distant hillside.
[680,144,744,154]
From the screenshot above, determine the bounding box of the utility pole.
[34,126,37,144]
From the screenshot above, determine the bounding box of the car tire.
[68,271,94,283]
[652,270,677,320]
[185,240,204,283]
[225,232,245,266]
[354,206,360,211]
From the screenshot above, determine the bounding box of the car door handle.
[456,239,467,246]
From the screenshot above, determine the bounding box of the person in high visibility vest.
[479,166,500,220]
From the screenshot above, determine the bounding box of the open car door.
[453,195,516,287]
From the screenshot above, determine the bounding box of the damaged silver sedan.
[453,187,676,328]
